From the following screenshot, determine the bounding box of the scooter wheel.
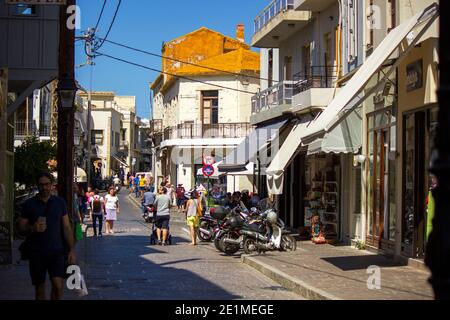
[243,237,258,255]
[197,222,213,242]
[280,235,297,251]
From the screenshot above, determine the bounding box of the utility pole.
[57,0,76,218]
[425,0,450,300]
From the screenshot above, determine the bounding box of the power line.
[95,51,259,95]
[94,0,107,32]
[94,0,122,51]
[94,36,278,84]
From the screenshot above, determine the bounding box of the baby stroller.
[144,204,173,245]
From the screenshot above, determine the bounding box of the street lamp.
[56,76,78,109]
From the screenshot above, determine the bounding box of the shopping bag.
[75,222,83,241]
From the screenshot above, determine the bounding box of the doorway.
[366,107,396,250]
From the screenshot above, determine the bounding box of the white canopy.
[266,4,439,195]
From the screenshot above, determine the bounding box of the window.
[15,4,37,16]
[201,91,219,125]
[387,0,396,33]
[91,130,103,145]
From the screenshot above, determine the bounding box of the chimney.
[236,24,245,43]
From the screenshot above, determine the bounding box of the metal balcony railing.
[14,121,51,138]
[251,66,338,114]
[251,81,297,114]
[254,0,295,34]
[293,66,338,93]
[163,123,254,141]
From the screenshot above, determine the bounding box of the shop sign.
[406,59,423,92]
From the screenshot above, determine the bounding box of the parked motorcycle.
[217,205,261,255]
[240,209,297,254]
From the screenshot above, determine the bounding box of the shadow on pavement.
[321,255,407,271]
[79,234,241,300]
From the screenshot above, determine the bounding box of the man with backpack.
[90,189,104,237]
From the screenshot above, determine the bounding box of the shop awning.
[112,154,129,168]
[266,119,314,195]
[220,162,255,176]
[218,119,289,172]
[307,108,362,155]
[266,4,439,195]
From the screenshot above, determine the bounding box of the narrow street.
[77,191,301,300]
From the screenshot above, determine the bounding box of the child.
[311,215,326,244]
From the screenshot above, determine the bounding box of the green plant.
[14,136,57,189]
[355,240,366,250]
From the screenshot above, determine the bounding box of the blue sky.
[75,0,266,119]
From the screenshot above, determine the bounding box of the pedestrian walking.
[85,186,94,221]
[154,186,172,245]
[17,172,76,300]
[72,184,83,242]
[90,189,104,237]
[184,190,203,246]
[139,175,146,198]
[104,187,120,234]
[133,175,139,197]
[176,184,186,212]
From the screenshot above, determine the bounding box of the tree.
[14,136,57,189]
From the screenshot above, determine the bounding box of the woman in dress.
[104,187,120,234]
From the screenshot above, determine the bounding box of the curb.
[241,255,340,300]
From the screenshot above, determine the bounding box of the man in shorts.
[18,172,77,300]
[154,186,172,246]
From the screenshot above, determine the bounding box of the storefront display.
[303,154,340,241]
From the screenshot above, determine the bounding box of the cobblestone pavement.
[245,241,434,300]
[77,191,301,300]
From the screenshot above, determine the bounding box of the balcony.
[251,81,297,114]
[292,66,338,111]
[163,123,254,141]
[14,121,51,139]
[251,66,338,124]
[295,0,337,12]
[252,0,311,48]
